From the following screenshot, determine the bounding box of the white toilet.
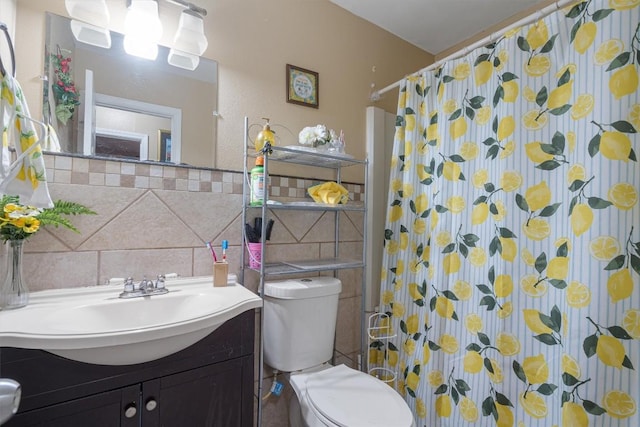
[263,277,415,427]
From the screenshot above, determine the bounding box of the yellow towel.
[308,181,349,205]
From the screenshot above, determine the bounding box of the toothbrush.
[222,240,228,261]
[206,241,218,262]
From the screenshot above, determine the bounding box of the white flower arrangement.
[298,124,338,147]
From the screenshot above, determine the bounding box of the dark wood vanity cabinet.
[0,310,256,427]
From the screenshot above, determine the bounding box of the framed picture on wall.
[286,64,319,108]
[159,129,172,162]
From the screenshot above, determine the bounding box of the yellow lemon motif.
[487,358,504,383]
[570,204,593,236]
[525,55,551,77]
[522,109,549,130]
[521,274,548,297]
[403,338,416,355]
[453,62,471,80]
[523,309,553,334]
[567,281,592,308]
[499,237,517,262]
[450,116,468,140]
[570,94,594,120]
[547,80,573,109]
[567,131,577,152]
[469,247,487,267]
[493,200,507,221]
[556,63,578,78]
[415,193,429,212]
[562,353,582,379]
[589,235,621,261]
[527,20,548,50]
[622,309,640,339]
[567,164,586,185]
[453,280,472,300]
[416,398,427,419]
[389,205,403,222]
[442,161,461,181]
[523,354,549,384]
[435,295,455,318]
[547,257,569,280]
[500,140,515,159]
[446,196,466,214]
[607,268,633,303]
[602,390,637,419]
[442,99,458,114]
[601,131,632,161]
[435,230,453,247]
[443,253,461,275]
[498,301,513,319]
[500,171,523,192]
[472,169,489,188]
[475,61,493,86]
[521,248,536,267]
[496,49,509,70]
[475,105,491,125]
[464,313,483,334]
[562,401,588,427]
[523,85,537,102]
[496,332,521,356]
[428,370,444,387]
[503,80,519,102]
[387,349,398,367]
[525,142,554,163]
[496,404,513,427]
[439,334,458,354]
[628,103,640,129]
[609,0,640,10]
[519,391,548,418]
[525,181,552,211]
[405,314,419,334]
[459,397,479,422]
[427,123,439,142]
[494,275,514,298]
[595,38,625,65]
[406,371,420,391]
[497,116,515,140]
[596,335,626,368]
[610,64,639,100]
[523,217,551,241]
[574,21,597,54]
[436,395,452,418]
[460,141,479,160]
[471,202,489,225]
[608,182,638,210]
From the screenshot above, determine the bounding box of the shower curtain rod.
[372,0,577,100]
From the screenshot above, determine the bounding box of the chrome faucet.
[119,275,169,299]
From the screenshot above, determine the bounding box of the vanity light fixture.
[123,0,163,60]
[167,8,207,70]
[64,0,111,48]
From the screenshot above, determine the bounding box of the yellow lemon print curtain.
[377,0,640,425]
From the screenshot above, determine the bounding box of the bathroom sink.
[0,276,262,365]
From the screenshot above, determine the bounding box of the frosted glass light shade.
[173,10,208,56]
[168,49,200,71]
[65,0,110,28]
[70,20,112,49]
[123,36,158,60]
[124,0,162,43]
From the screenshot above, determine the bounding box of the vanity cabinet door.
[5,384,140,427]
[144,356,253,427]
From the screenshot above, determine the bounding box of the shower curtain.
[376,1,640,425]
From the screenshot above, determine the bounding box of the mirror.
[44,12,218,167]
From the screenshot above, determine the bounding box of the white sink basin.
[0,276,262,365]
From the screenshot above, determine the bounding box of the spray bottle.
[255,118,275,153]
[250,156,265,206]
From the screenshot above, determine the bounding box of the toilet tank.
[263,277,342,372]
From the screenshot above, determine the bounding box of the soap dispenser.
[255,118,275,153]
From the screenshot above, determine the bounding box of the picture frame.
[158,129,172,162]
[286,64,319,108]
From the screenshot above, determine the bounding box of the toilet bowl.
[288,364,415,427]
[263,277,414,427]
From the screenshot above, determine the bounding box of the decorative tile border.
[44,154,365,201]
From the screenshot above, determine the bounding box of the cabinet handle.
[145,399,158,412]
[124,404,137,418]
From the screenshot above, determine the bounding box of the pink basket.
[247,242,262,269]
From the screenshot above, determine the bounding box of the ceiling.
[329,0,549,55]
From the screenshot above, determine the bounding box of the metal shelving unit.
[241,117,368,426]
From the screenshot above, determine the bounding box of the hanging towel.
[0,73,53,208]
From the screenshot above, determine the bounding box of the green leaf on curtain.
[476,284,492,295]
[622,355,634,370]
[489,202,499,215]
[413,364,421,375]
[415,84,424,97]
[493,56,501,68]
[442,290,459,301]
[607,325,632,339]
[568,195,579,215]
[548,279,567,289]
[583,400,607,416]
[539,203,562,217]
[534,333,560,345]
[517,36,530,52]
[552,131,567,150]
[436,204,449,213]
[583,334,598,358]
[515,194,529,212]
[395,115,404,127]
[414,299,425,307]
[421,209,431,218]
[568,180,585,192]
[451,387,460,404]
[556,242,569,257]
[384,229,393,240]
[606,52,631,71]
[488,266,495,284]
[565,2,587,18]
[429,296,437,311]
[455,379,471,393]
[466,106,475,120]
[413,332,422,340]
[475,195,489,205]
[540,34,559,54]
[536,160,562,170]
[459,244,469,258]
[588,197,613,209]
[485,182,496,193]
[610,120,637,133]
[482,396,496,418]
[631,255,640,276]
[558,69,571,86]
[629,148,637,162]
[477,332,491,346]
[483,357,494,373]
[469,96,485,108]
[443,75,455,83]
[588,134,601,157]
[487,145,500,159]
[493,86,504,108]
[475,54,490,66]
[428,340,441,351]
[540,312,560,333]
[537,383,557,396]
[480,296,496,310]
[449,108,462,120]
[561,391,571,405]
[400,320,407,333]
[409,200,417,214]
[549,105,572,115]
[430,112,438,125]
[562,373,579,386]
[466,343,482,352]
[482,137,497,146]
[463,233,480,246]
[405,107,416,115]
[513,360,527,383]
[492,115,499,133]
[435,384,448,395]
[535,252,547,273]
[551,305,562,328]
[495,392,513,407]
[604,254,626,271]
[570,21,581,44]
[499,227,517,238]
[501,72,518,82]
[489,236,500,256]
[536,86,548,106]
[450,154,465,163]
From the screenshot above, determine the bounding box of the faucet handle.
[124,277,135,292]
[156,275,166,289]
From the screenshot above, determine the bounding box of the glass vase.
[0,239,29,310]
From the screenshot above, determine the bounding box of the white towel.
[0,73,53,208]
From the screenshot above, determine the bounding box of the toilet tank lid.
[264,277,342,299]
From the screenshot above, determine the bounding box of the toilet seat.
[290,364,414,427]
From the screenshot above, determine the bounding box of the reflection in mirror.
[44,12,218,167]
